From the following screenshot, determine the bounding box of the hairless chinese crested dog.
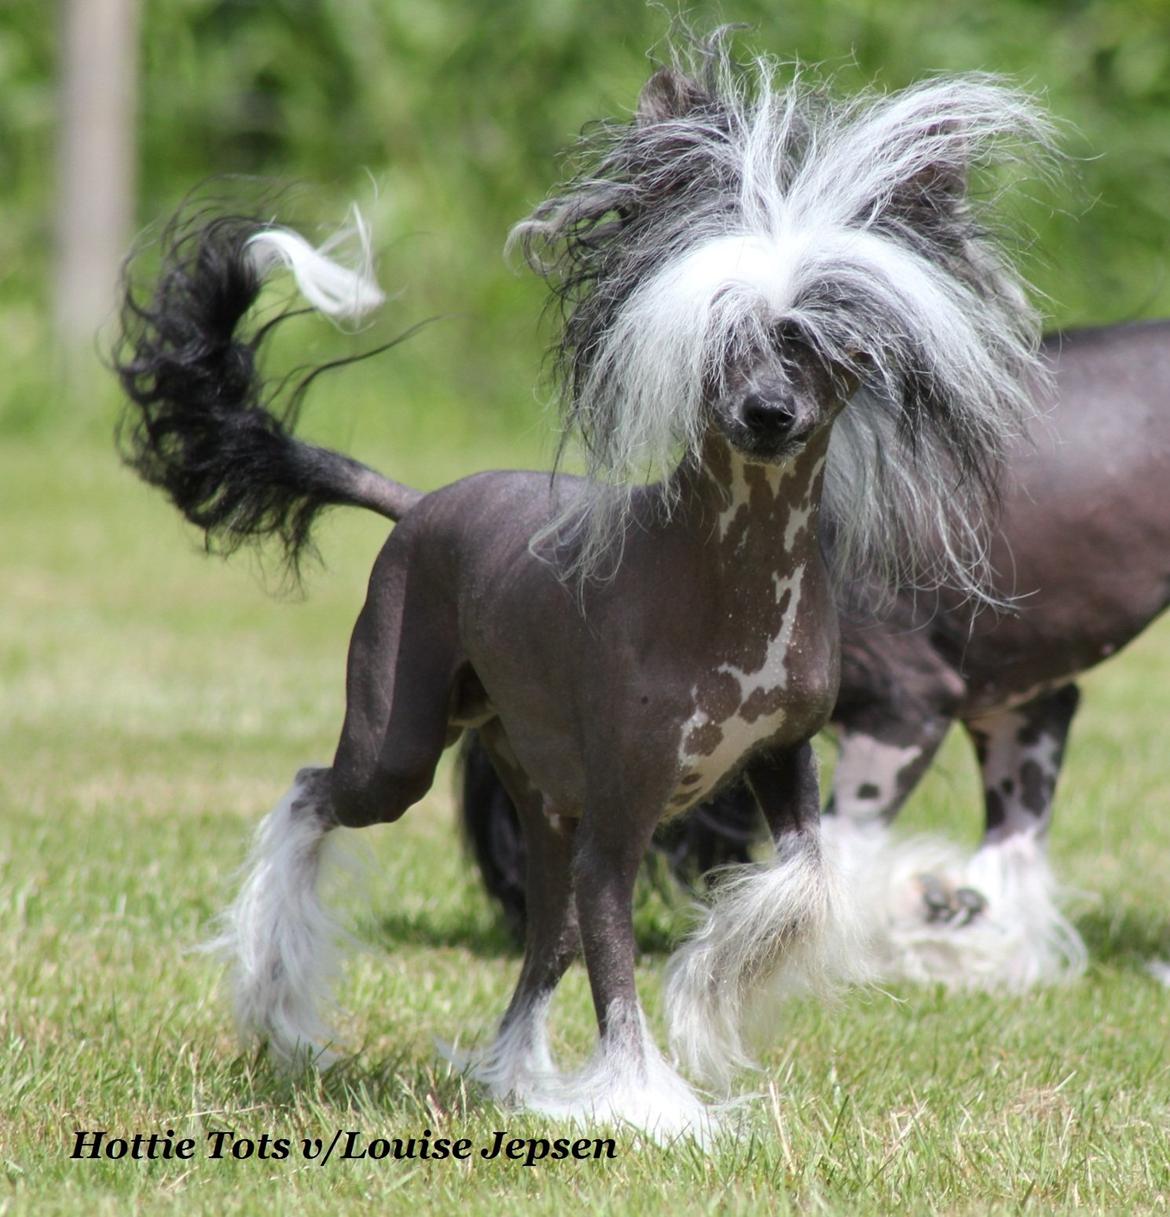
[460,318,1170,990]
[114,38,1054,1138]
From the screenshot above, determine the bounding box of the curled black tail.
[114,208,422,577]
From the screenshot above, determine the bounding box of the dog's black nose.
[742,393,807,442]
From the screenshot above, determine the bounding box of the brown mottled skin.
[342,430,833,829]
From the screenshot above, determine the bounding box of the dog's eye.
[772,319,806,349]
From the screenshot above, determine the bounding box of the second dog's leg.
[822,648,1005,974]
[954,684,1087,986]
[966,684,1080,846]
[826,707,953,830]
[820,674,962,939]
[863,686,1086,988]
[458,732,529,940]
[826,629,965,830]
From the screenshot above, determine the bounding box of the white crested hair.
[513,34,1056,593]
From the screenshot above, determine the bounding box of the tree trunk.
[54,0,140,362]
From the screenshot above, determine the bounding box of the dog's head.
[516,33,1056,590]
[704,319,854,466]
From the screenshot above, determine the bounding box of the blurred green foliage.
[4,0,1170,440]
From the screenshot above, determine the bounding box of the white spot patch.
[830,735,925,824]
[678,452,826,803]
[717,564,805,707]
[717,456,754,540]
[783,499,814,551]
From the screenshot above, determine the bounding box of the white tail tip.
[246,205,385,320]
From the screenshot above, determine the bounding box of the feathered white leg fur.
[522,1000,718,1144]
[438,995,556,1100]
[207,772,352,1067]
[821,817,1087,990]
[664,829,874,1092]
[445,998,716,1144]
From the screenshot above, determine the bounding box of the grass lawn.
[3,410,1169,1216]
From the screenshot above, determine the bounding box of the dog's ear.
[888,121,969,227]
[636,67,708,124]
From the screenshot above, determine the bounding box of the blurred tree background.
[3,0,1170,454]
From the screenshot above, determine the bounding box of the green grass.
[4,414,1170,1217]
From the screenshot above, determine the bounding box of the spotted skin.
[674,450,828,811]
[826,616,965,826]
[460,321,1170,991]
[965,684,1080,844]
[820,322,1170,947]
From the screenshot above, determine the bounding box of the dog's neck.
[674,432,829,574]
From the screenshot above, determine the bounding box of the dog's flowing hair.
[514,35,1054,595]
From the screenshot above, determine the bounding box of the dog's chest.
[669,561,817,811]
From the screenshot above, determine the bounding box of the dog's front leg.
[516,785,715,1141]
[666,741,872,1089]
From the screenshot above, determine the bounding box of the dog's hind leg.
[210,766,350,1068]
[667,742,871,1092]
[825,626,966,831]
[217,533,461,1064]
[820,645,997,982]
[967,684,1080,846]
[449,723,580,1100]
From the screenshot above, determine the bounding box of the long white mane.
[514,36,1056,595]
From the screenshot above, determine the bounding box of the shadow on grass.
[368,902,686,959]
[368,907,522,959]
[1078,903,1170,973]
[365,864,693,960]
[362,880,1170,981]
[221,1042,487,1120]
